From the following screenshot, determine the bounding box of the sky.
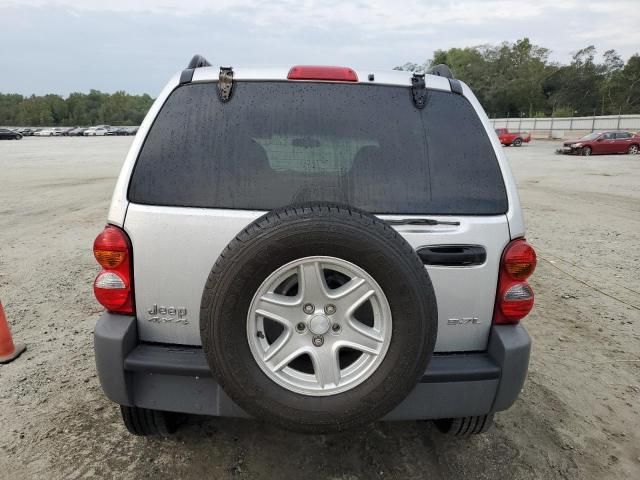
[1,0,639,96]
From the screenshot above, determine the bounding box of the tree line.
[0,90,154,127]
[1,39,639,126]
[395,38,640,118]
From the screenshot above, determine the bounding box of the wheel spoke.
[330,277,375,315]
[254,292,299,327]
[264,333,307,371]
[310,347,341,388]
[340,320,384,355]
[298,261,329,304]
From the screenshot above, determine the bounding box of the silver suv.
[93,55,536,436]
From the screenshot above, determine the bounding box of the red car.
[561,131,640,156]
[495,128,531,147]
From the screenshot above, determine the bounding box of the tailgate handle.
[417,245,486,266]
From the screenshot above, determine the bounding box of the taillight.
[503,240,536,280]
[287,65,358,82]
[494,239,536,324]
[93,225,134,314]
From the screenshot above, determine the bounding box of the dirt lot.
[0,137,639,479]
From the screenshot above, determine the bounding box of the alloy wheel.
[247,256,392,396]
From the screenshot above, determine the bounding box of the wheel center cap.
[308,315,330,335]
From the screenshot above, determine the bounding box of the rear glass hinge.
[411,73,427,109]
[218,67,234,102]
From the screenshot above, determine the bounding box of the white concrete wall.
[491,115,640,133]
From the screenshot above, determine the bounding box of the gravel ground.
[0,137,639,479]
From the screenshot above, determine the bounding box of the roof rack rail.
[180,54,212,84]
[187,54,211,69]
[427,64,454,79]
[425,64,463,95]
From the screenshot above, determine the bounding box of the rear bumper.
[94,313,531,420]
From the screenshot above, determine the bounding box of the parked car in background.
[18,127,35,136]
[0,128,23,140]
[106,126,139,136]
[52,127,72,136]
[495,128,531,147]
[106,127,129,136]
[33,129,54,136]
[67,127,88,136]
[58,127,76,136]
[84,127,110,136]
[560,131,640,156]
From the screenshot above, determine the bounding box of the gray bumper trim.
[124,344,501,384]
[488,324,532,411]
[94,313,531,420]
[421,353,500,383]
[125,344,211,377]
[94,313,137,406]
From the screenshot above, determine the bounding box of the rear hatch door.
[124,80,510,352]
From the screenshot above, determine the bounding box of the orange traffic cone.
[0,302,26,364]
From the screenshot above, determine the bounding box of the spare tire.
[200,203,437,433]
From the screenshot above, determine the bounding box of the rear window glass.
[129,81,507,214]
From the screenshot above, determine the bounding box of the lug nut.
[312,335,324,347]
[296,322,306,333]
[303,303,315,314]
[324,304,336,315]
[331,323,341,333]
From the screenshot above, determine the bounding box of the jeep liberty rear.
[93,56,534,436]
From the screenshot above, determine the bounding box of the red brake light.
[494,239,536,324]
[93,225,134,314]
[287,65,358,82]
[94,225,128,268]
[503,240,536,280]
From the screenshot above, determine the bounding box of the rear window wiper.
[385,218,460,226]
